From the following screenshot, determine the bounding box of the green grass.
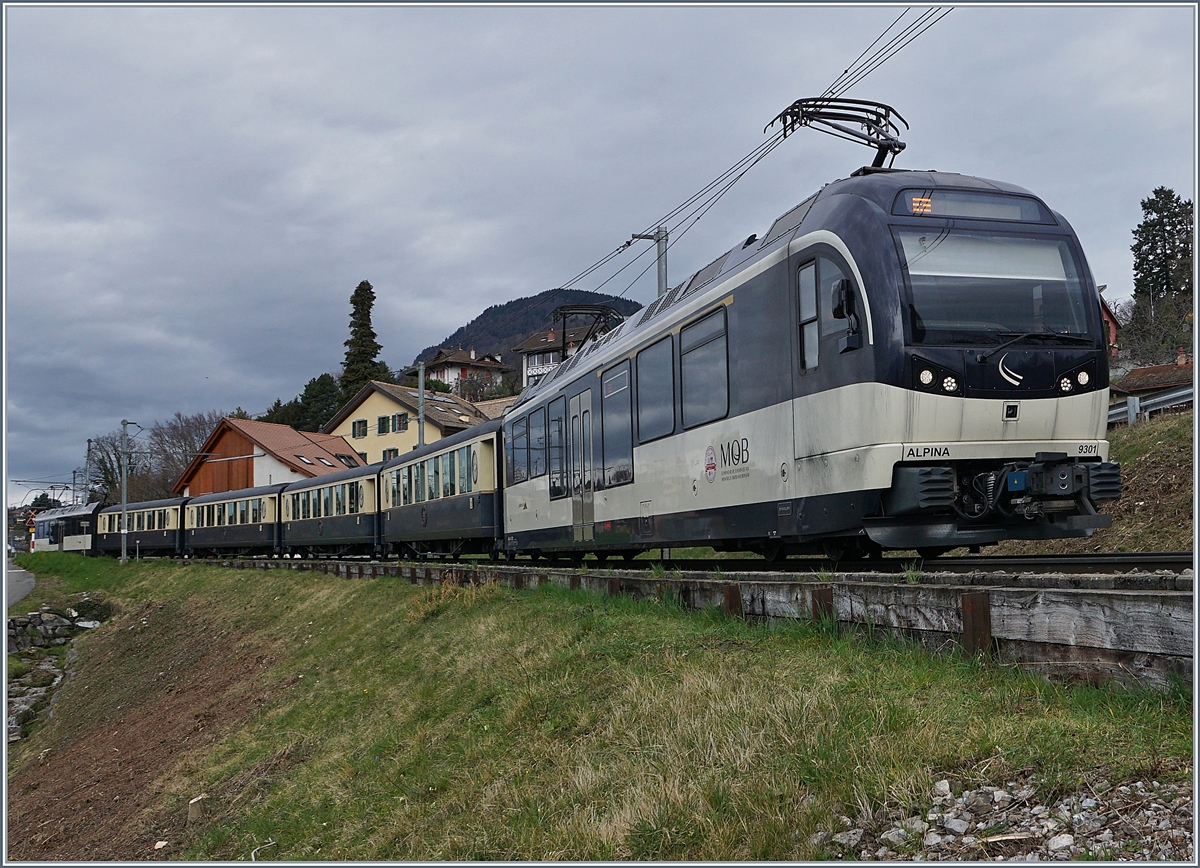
[8,552,1191,861]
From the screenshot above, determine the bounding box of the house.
[511,325,590,389]
[1110,352,1193,402]
[473,395,520,420]
[172,417,363,496]
[405,347,509,394]
[320,380,490,465]
[1097,285,1119,358]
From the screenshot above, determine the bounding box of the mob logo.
[704,446,717,483]
[721,438,750,467]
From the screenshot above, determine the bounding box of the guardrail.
[1108,384,1193,426]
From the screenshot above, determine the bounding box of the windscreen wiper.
[975,331,1094,363]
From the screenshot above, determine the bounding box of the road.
[7,561,36,607]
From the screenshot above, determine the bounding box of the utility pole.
[84,438,93,505]
[633,226,669,297]
[417,361,426,448]
[119,419,135,565]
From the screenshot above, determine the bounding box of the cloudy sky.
[3,3,1195,506]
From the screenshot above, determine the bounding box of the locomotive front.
[856,177,1121,551]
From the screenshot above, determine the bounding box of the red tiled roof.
[320,380,490,435]
[421,348,509,371]
[511,325,591,354]
[172,418,361,493]
[1111,361,1193,395]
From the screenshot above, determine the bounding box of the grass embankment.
[7,552,1192,861]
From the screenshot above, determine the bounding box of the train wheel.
[760,542,787,562]
[822,540,847,563]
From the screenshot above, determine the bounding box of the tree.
[29,493,62,510]
[86,411,226,503]
[295,373,342,432]
[340,280,395,404]
[1122,187,1194,364]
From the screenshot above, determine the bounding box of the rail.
[1108,385,1193,425]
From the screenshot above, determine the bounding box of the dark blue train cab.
[380,419,502,558]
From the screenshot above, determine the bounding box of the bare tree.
[86,410,226,504]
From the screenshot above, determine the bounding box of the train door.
[568,390,595,542]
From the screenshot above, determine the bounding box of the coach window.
[215,503,225,526]
[601,361,633,487]
[239,500,249,524]
[415,463,426,503]
[136,512,144,531]
[428,458,440,500]
[512,416,529,483]
[637,335,675,442]
[681,308,729,428]
[799,261,819,370]
[458,446,471,493]
[529,407,547,478]
[322,487,333,517]
[548,397,567,499]
[207,504,216,526]
[443,452,455,497]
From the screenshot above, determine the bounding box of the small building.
[511,325,590,389]
[321,380,490,465]
[406,347,509,394]
[172,418,362,496]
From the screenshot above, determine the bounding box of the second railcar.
[280,463,382,557]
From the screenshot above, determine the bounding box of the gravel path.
[815,769,1193,861]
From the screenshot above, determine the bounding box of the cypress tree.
[340,280,394,403]
[1121,187,1194,363]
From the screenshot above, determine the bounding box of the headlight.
[919,368,935,386]
[942,376,958,392]
[1059,377,1073,393]
[1077,370,1090,386]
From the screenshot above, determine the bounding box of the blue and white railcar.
[500,168,1119,559]
[30,502,104,555]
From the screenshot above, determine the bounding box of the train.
[44,164,1121,563]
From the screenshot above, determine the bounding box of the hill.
[412,288,642,365]
[7,550,1191,860]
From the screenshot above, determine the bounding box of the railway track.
[626,550,1195,576]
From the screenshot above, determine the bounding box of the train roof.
[281,460,385,491]
[29,502,104,521]
[507,168,1052,414]
[380,418,502,471]
[187,483,291,505]
[99,497,187,514]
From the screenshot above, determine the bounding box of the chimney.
[470,347,476,360]
[1177,348,1189,366]
[547,330,554,342]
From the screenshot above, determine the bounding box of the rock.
[902,816,929,835]
[943,817,970,835]
[831,829,863,848]
[933,779,952,798]
[967,790,994,812]
[879,827,909,846]
[74,620,100,629]
[808,831,830,847]
[1047,833,1075,851]
[923,831,945,848]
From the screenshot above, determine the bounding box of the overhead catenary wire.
[415,7,952,359]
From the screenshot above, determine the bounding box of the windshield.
[895,228,1094,345]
